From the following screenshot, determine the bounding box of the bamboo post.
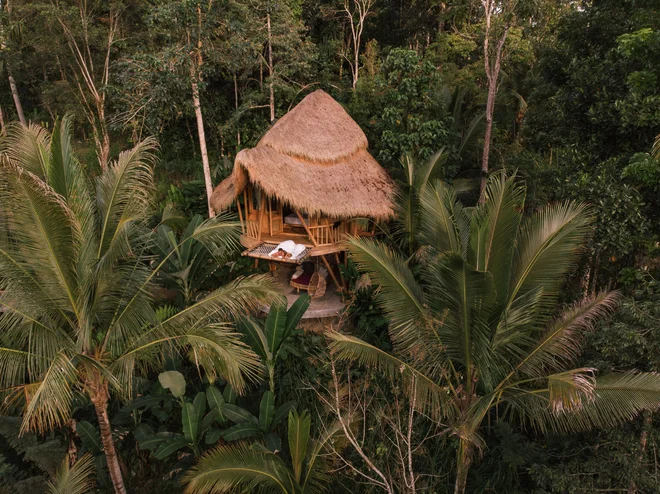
[236,194,245,233]
[258,191,265,241]
[268,197,273,236]
[294,210,343,291]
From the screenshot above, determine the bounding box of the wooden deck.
[261,266,346,319]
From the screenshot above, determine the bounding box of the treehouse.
[211,89,394,295]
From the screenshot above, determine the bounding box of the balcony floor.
[262,265,346,319]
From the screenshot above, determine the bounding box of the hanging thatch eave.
[210,89,395,220]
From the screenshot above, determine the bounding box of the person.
[271,248,293,259]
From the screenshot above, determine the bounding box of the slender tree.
[329,173,660,494]
[478,0,517,201]
[342,0,375,89]
[1,0,26,125]
[46,0,120,171]
[189,3,215,217]
[0,117,277,493]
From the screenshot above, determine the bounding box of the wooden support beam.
[257,191,265,241]
[243,188,248,220]
[294,210,343,291]
[268,197,273,236]
[237,193,245,233]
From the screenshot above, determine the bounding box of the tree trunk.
[478,0,509,203]
[454,438,473,494]
[234,73,241,149]
[96,104,111,171]
[267,12,275,123]
[628,412,653,494]
[191,73,215,218]
[479,79,497,202]
[7,69,26,126]
[90,385,127,494]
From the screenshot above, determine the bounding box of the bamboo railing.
[307,224,339,246]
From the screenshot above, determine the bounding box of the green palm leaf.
[346,236,425,344]
[506,292,619,381]
[510,201,593,304]
[288,409,310,483]
[506,371,660,435]
[417,180,465,254]
[327,332,455,420]
[96,137,158,264]
[47,453,96,494]
[183,442,295,494]
[21,351,77,434]
[469,172,524,306]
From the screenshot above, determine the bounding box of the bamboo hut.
[211,89,394,292]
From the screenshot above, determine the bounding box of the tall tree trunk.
[454,438,473,494]
[480,78,497,201]
[7,69,26,125]
[191,73,215,218]
[191,6,214,218]
[628,412,653,494]
[90,383,127,494]
[267,12,275,123]
[96,103,111,171]
[478,0,509,203]
[234,72,241,149]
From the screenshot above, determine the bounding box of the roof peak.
[257,90,369,164]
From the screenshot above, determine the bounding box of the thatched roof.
[211,90,394,220]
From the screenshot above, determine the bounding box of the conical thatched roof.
[211,90,394,220]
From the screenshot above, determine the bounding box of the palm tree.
[394,149,448,256]
[328,172,660,494]
[183,409,339,494]
[0,118,277,494]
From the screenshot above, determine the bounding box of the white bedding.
[284,214,307,226]
[268,240,307,260]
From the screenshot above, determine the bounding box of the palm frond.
[346,237,426,342]
[21,351,78,434]
[505,371,660,435]
[469,172,524,307]
[546,368,596,414]
[288,409,310,483]
[0,162,80,316]
[302,420,344,493]
[507,292,619,380]
[183,442,294,494]
[417,180,465,255]
[0,121,51,178]
[47,453,95,494]
[415,148,449,191]
[115,274,275,395]
[327,332,455,421]
[185,212,242,263]
[423,253,498,389]
[458,112,485,159]
[96,137,158,264]
[0,346,28,390]
[510,201,593,304]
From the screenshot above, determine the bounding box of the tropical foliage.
[0,0,658,492]
[329,173,660,493]
[184,410,340,494]
[0,118,276,492]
